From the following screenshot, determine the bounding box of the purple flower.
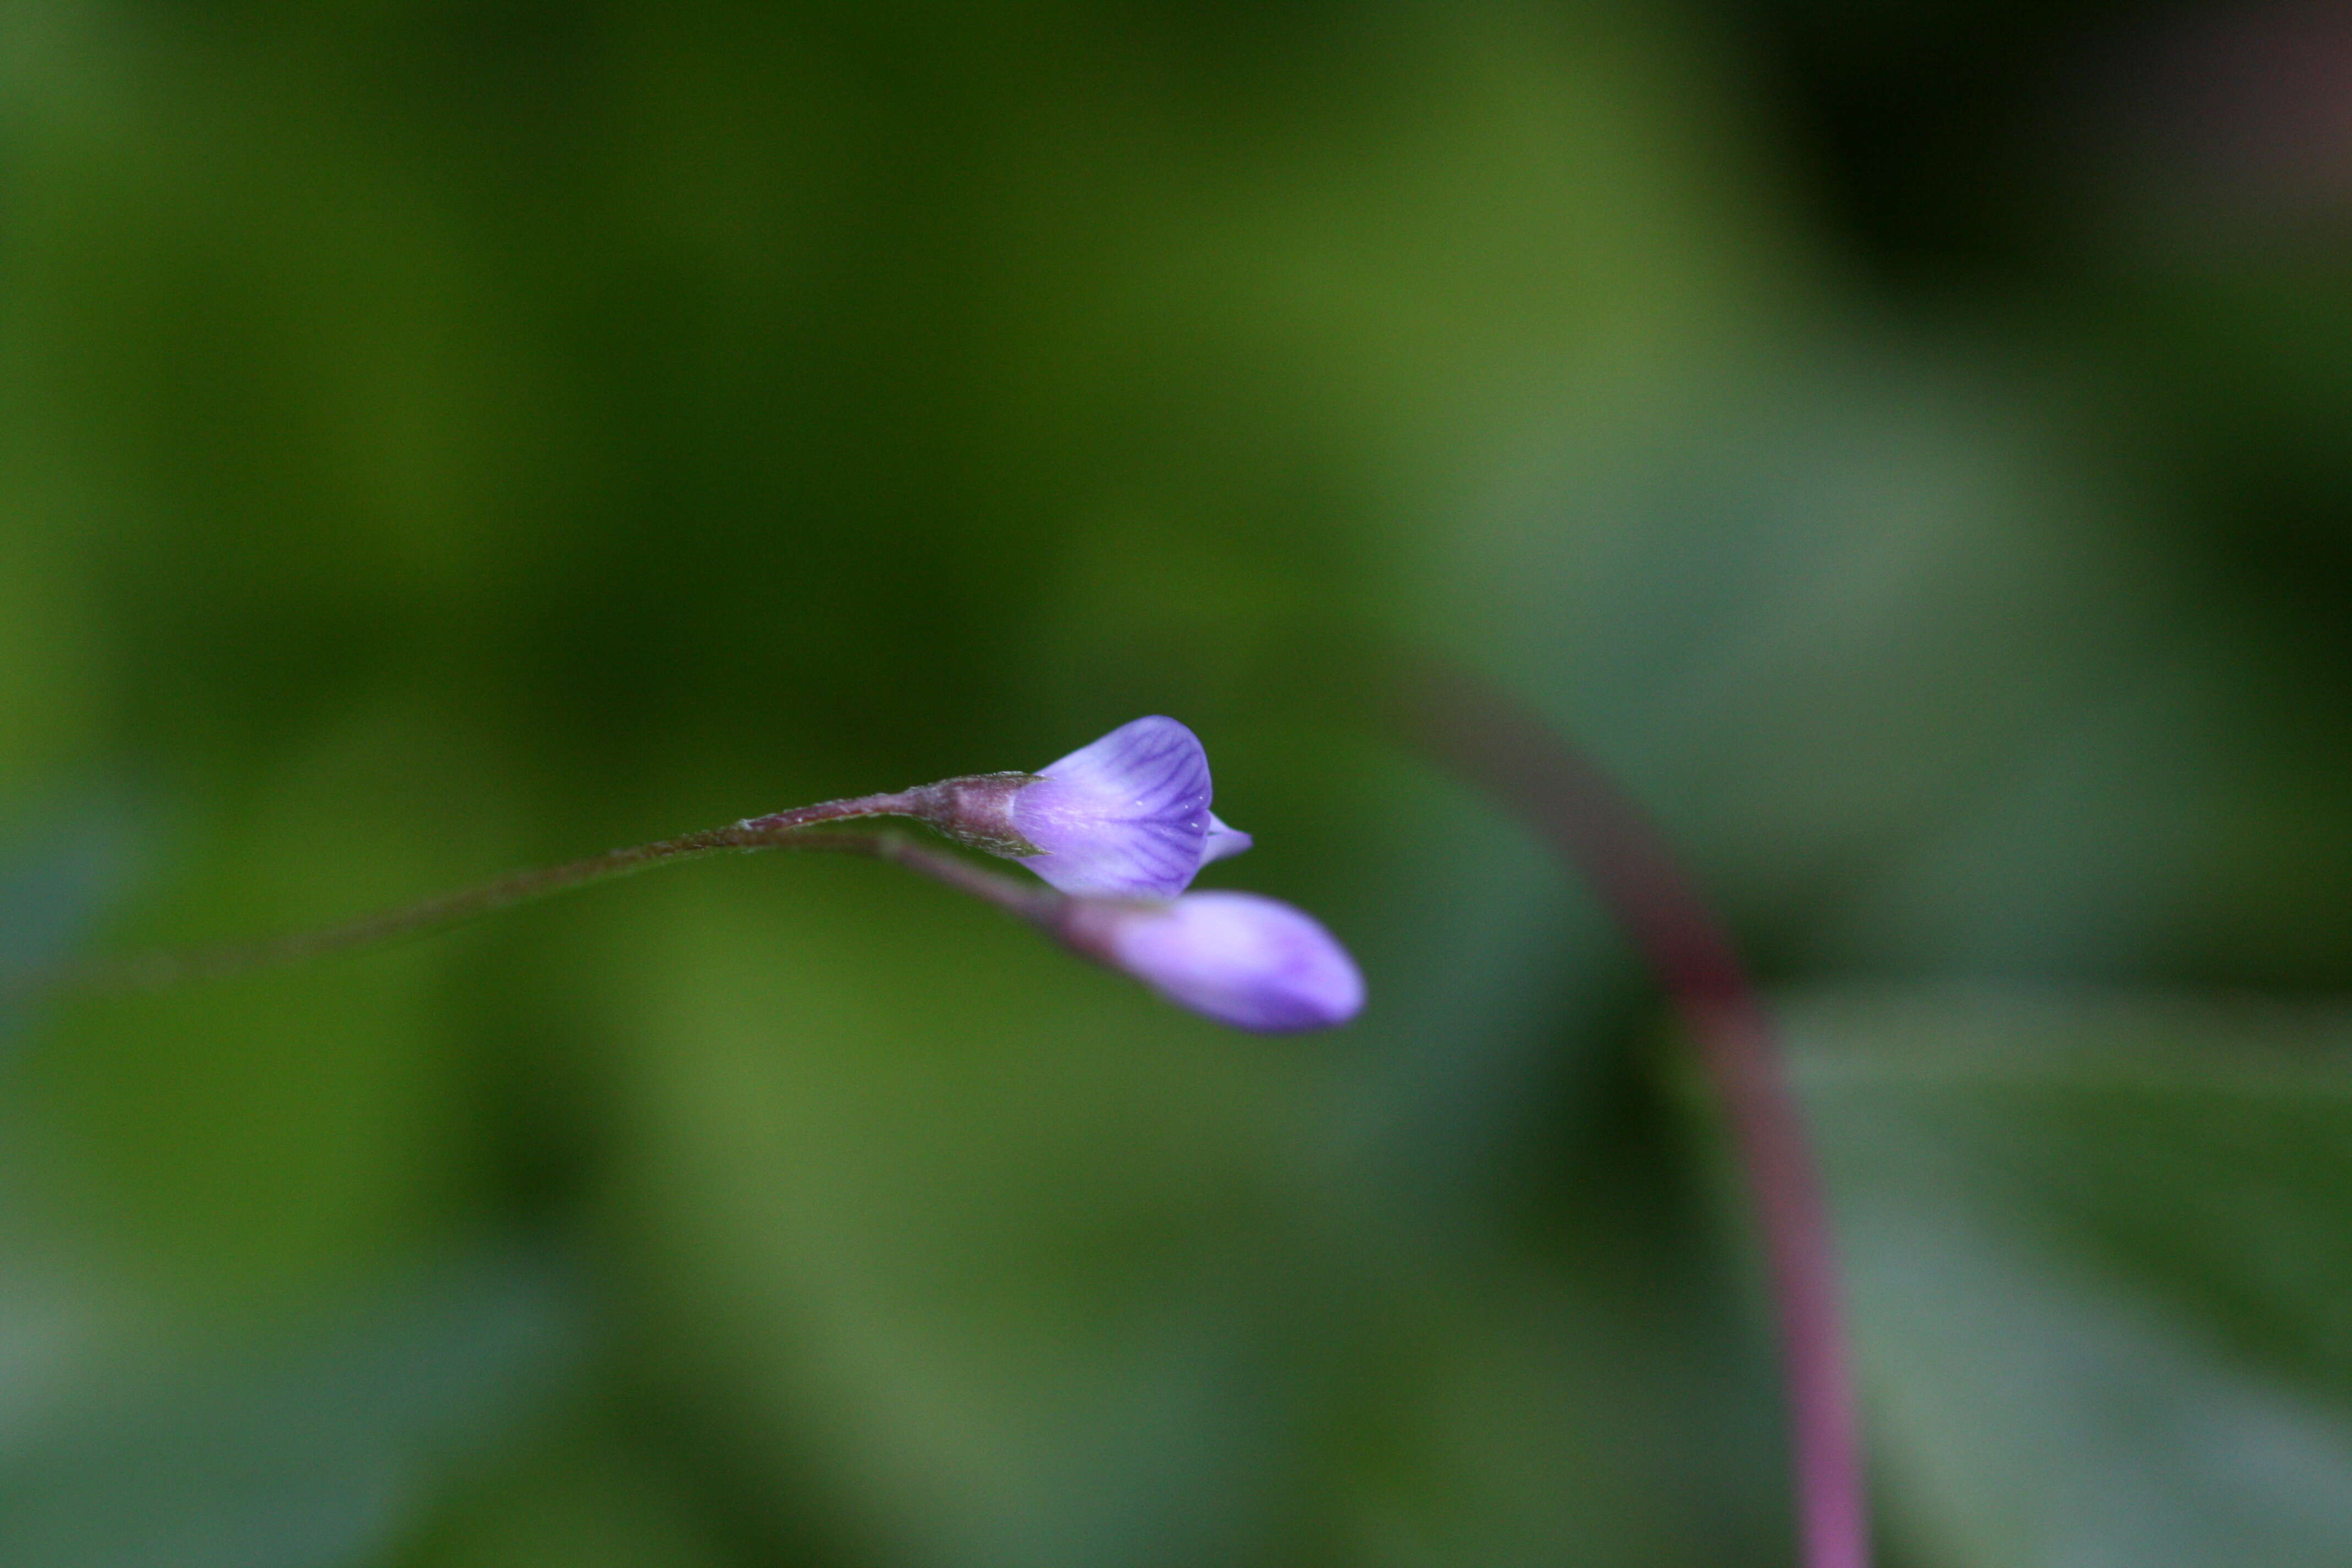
[856,715,1356,1031]
[1005,716,1250,899]
[1061,891,1364,1033]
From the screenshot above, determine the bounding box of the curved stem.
[26,791,1028,997]
[1397,666,1868,1568]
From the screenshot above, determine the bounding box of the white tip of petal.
[1201,814,1253,864]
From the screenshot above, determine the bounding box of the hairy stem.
[1397,666,1868,1568]
[28,793,1047,998]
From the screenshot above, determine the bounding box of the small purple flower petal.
[1201,814,1253,864]
[1009,716,1216,899]
[1070,891,1364,1033]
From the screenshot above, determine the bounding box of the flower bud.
[898,717,1252,897]
[1061,891,1364,1033]
[997,715,1249,899]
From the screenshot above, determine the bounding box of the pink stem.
[1400,668,1867,1568]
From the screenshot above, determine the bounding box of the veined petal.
[1035,715,1211,819]
[1009,716,1215,898]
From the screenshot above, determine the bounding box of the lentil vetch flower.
[907,714,1251,899]
[1007,715,1251,897]
[42,713,1361,1036]
[1058,890,1364,1033]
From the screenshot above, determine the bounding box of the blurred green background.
[6,1,2352,1564]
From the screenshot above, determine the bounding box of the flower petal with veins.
[1009,716,1228,898]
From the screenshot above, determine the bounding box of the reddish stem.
[735,791,918,835]
[30,812,1050,999]
[1398,668,1867,1568]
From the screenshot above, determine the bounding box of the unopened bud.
[1060,891,1364,1033]
[914,716,1250,900]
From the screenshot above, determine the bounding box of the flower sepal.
[899,772,1046,858]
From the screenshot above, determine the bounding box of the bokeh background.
[6,2,2352,1564]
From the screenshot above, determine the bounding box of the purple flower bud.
[1061,891,1364,1033]
[1005,716,1249,899]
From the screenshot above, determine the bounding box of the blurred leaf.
[586,857,1307,1568]
[1789,987,2352,1567]
[0,803,133,1047]
[0,1250,576,1568]
[570,848,1787,1568]
[1436,342,2182,970]
[399,1418,731,1568]
[24,698,518,1308]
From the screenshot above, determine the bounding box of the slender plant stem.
[736,791,918,835]
[27,791,1036,998]
[810,829,1065,925]
[1397,666,1868,1568]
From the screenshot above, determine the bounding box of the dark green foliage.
[1,2,2346,1563]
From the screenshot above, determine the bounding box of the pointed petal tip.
[1202,814,1253,864]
